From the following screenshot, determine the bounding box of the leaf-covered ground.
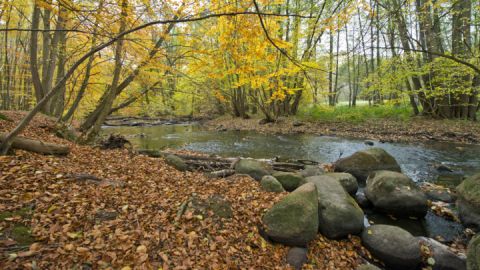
[0,111,367,269]
[207,116,480,144]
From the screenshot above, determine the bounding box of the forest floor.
[0,111,368,269]
[206,116,480,145]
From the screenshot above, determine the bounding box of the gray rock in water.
[165,154,189,171]
[467,234,480,270]
[457,173,480,229]
[355,191,372,208]
[260,175,285,193]
[299,165,325,177]
[437,171,465,187]
[286,247,308,270]
[306,175,364,239]
[361,225,422,270]
[365,170,428,217]
[272,172,306,191]
[325,172,359,196]
[425,189,455,203]
[262,183,319,246]
[418,237,466,270]
[334,148,401,182]
[234,159,272,181]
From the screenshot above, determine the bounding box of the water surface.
[102,124,480,182]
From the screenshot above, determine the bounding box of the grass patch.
[0,112,11,121]
[298,104,412,123]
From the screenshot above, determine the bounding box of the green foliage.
[298,104,412,123]
[0,113,11,121]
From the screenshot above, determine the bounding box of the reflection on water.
[102,124,480,182]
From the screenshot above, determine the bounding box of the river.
[102,123,480,183]
[102,123,480,242]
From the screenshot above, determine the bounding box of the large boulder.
[165,154,189,171]
[468,234,480,270]
[361,225,422,270]
[262,182,319,246]
[306,175,364,239]
[365,170,428,217]
[260,175,285,193]
[325,172,358,196]
[234,159,272,181]
[457,173,480,229]
[335,148,401,182]
[419,237,466,270]
[272,172,306,192]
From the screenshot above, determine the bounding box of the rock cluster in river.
[257,147,473,270]
[163,147,476,269]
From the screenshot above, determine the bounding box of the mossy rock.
[234,159,272,181]
[365,170,428,217]
[260,175,285,193]
[272,172,306,192]
[325,172,358,196]
[335,148,401,182]
[306,175,364,239]
[165,154,189,171]
[468,234,480,270]
[263,182,319,246]
[457,173,480,228]
[457,173,480,207]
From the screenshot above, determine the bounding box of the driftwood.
[207,169,236,178]
[0,133,70,155]
[139,150,313,173]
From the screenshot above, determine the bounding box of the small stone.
[286,247,308,270]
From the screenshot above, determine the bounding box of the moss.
[165,154,189,171]
[457,173,480,206]
[467,234,480,270]
[0,207,33,221]
[11,225,35,246]
[272,172,305,192]
[0,113,11,121]
[261,176,285,193]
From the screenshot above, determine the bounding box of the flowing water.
[102,123,480,182]
[102,123,480,242]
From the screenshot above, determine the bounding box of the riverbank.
[0,111,366,269]
[206,116,480,144]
